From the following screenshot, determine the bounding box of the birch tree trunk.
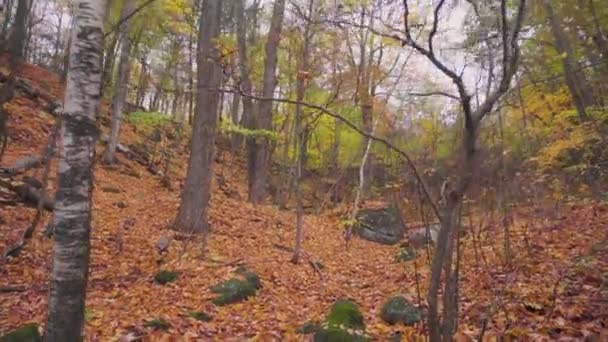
[248,0,286,204]
[103,0,135,164]
[173,0,222,233]
[45,0,106,340]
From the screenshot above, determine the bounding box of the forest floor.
[1,63,607,341]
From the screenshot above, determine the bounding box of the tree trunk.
[135,52,148,107]
[544,0,594,121]
[173,0,222,233]
[103,0,135,164]
[0,0,29,163]
[291,0,315,264]
[248,0,286,204]
[44,0,106,340]
[235,0,256,165]
[0,0,14,46]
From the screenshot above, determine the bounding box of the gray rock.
[407,224,440,249]
[353,207,405,245]
[380,296,422,325]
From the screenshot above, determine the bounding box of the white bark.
[45,0,106,340]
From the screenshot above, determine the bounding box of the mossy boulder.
[235,267,262,289]
[353,207,405,245]
[210,267,261,305]
[154,270,179,285]
[0,324,41,342]
[380,296,422,325]
[210,279,255,305]
[395,246,416,262]
[313,300,368,341]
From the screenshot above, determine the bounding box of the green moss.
[0,324,41,342]
[326,300,365,330]
[210,279,256,305]
[144,318,171,330]
[154,270,179,285]
[395,246,416,262]
[186,311,213,322]
[380,296,422,325]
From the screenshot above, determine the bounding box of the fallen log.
[0,155,43,176]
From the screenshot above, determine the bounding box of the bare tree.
[45,0,107,340]
[385,1,528,340]
[173,0,222,233]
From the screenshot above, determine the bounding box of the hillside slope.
[1,63,607,340]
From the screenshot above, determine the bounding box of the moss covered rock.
[313,300,368,341]
[211,279,256,305]
[380,296,422,325]
[0,324,41,342]
[154,270,179,285]
[211,268,261,305]
[326,300,365,330]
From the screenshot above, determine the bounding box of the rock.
[235,266,262,289]
[395,246,416,262]
[210,267,261,305]
[154,270,178,285]
[296,321,320,334]
[155,236,170,253]
[313,299,368,341]
[353,207,405,245]
[115,201,127,209]
[0,324,41,342]
[210,279,256,305]
[380,296,422,325]
[407,224,440,249]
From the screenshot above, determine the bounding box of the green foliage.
[0,324,41,342]
[186,311,213,322]
[220,120,279,142]
[144,318,171,330]
[154,270,179,285]
[127,111,173,134]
